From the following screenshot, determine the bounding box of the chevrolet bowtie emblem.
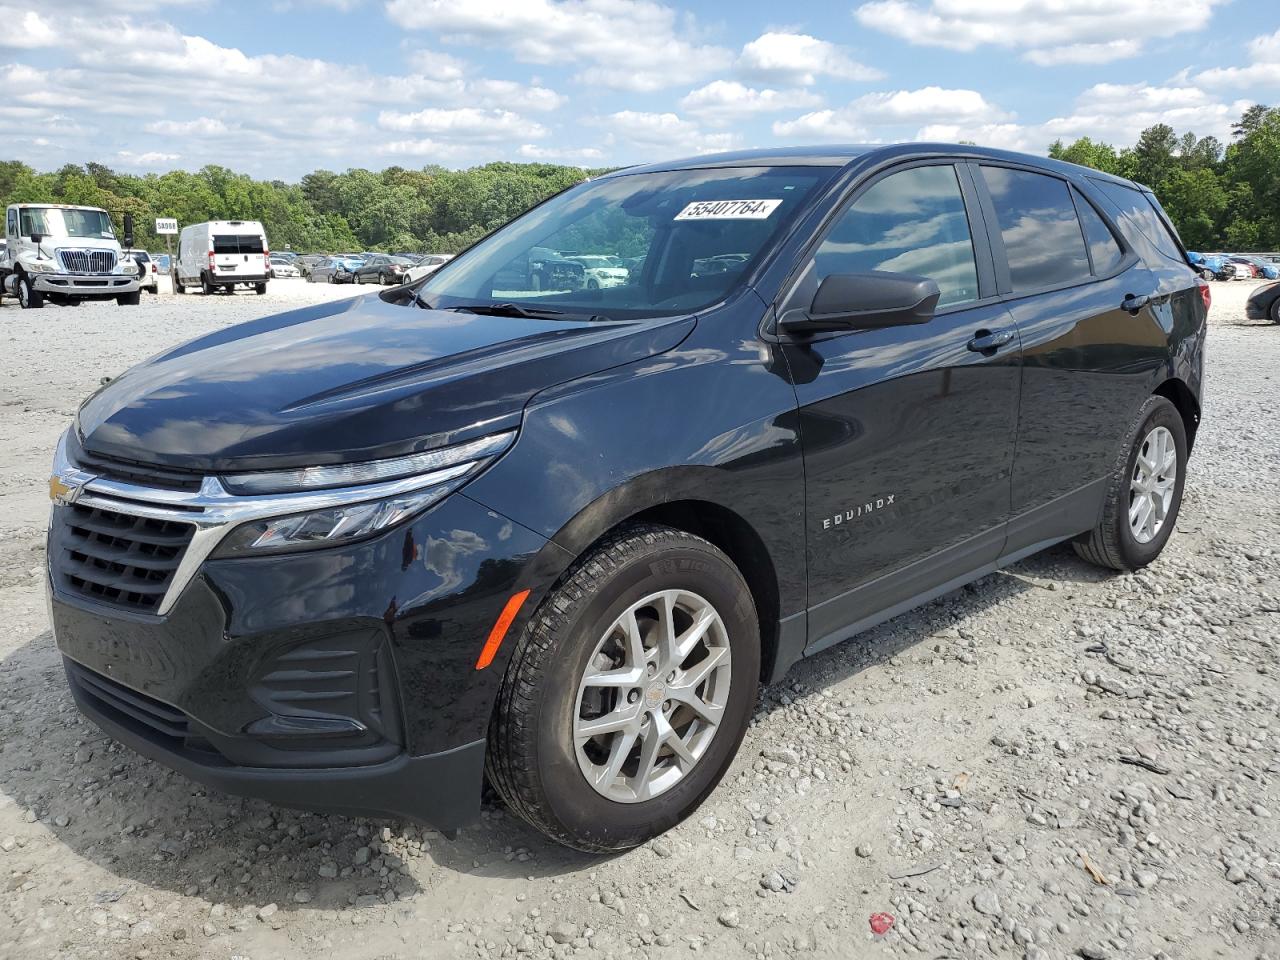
[49,474,83,506]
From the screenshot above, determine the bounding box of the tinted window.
[1089,178,1183,263]
[982,167,1090,290]
[814,164,978,308]
[213,234,265,254]
[1072,189,1124,275]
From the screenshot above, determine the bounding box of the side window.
[1089,178,1184,263]
[814,164,978,308]
[1072,189,1124,275]
[5,209,15,237]
[981,166,1090,290]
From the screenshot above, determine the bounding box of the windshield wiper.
[446,302,610,322]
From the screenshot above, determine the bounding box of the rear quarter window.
[1071,189,1125,276]
[1088,179,1184,264]
[981,166,1091,291]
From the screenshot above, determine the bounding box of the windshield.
[419,166,834,319]
[19,207,115,240]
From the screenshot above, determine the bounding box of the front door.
[779,162,1022,651]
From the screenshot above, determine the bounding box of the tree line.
[1,103,1276,255]
[1049,104,1280,251]
[0,159,601,254]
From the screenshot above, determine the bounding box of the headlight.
[119,261,139,276]
[212,487,448,558]
[220,431,514,494]
[27,259,56,273]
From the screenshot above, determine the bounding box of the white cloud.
[772,110,869,142]
[679,81,822,125]
[385,0,732,92]
[596,110,738,158]
[378,107,548,142]
[117,150,181,166]
[853,87,1007,123]
[736,32,882,86]
[854,0,1226,63]
[517,143,605,162]
[145,117,231,137]
[1196,29,1280,89]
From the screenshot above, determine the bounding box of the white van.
[174,220,270,295]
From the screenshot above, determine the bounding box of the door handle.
[967,328,1015,353]
[1121,293,1150,313]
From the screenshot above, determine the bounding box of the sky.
[1,0,1277,180]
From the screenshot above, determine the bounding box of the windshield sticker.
[674,199,783,221]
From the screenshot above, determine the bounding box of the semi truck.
[1,203,141,308]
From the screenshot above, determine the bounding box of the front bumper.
[49,477,565,828]
[33,273,139,296]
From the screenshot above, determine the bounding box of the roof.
[602,142,1141,190]
[9,202,110,211]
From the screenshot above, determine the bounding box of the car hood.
[77,292,695,473]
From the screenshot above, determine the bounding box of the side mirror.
[781,271,941,334]
[123,213,135,248]
[29,232,43,245]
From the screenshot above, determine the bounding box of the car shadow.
[0,545,1113,910]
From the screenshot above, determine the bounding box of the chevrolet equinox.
[48,144,1206,851]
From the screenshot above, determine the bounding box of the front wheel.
[1073,396,1186,571]
[488,524,759,852]
[116,291,141,306]
[1199,268,1214,281]
[17,274,44,309]
[1270,297,1280,324]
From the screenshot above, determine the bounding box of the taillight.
[208,251,215,271]
[1197,279,1211,311]
[263,249,269,261]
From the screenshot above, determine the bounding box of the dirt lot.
[1,278,1277,960]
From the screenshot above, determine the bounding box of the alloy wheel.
[573,589,732,803]
[1129,425,1177,544]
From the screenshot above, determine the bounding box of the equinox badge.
[823,495,896,530]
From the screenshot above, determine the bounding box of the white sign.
[155,218,178,235]
[674,199,782,221]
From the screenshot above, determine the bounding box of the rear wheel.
[1073,396,1186,571]
[255,281,267,295]
[201,274,214,295]
[174,272,185,294]
[1270,297,1280,324]
[488,524,759,852]
[1198,268,1214,281]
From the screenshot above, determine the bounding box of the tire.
[1270,296,1280,324]
[587,278,599,290]
[17,273,43,309]
[1199,268,1214,281]
[174,273,185,294]
[1073,395,1187,572]
[116,291,141,306]
[328,273,336,284]
[488,524,759,853]
[201,274,214,295]
[255,281,267,295]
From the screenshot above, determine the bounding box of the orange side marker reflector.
[475,589,531,670]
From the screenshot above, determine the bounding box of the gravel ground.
[0,278,1277,960]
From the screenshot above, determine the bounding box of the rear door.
[781,161,1022,652]
[973,164,1167,555]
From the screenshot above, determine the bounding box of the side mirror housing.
[29,231,43,245]
[123,213,135,249]
[781,271,941,334]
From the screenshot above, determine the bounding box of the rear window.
[213,234,265,254]
[1088,179,1183,263]
[981,166,1090,291]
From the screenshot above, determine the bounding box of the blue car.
[1243,256,1280,280]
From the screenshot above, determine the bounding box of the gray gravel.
[1,278,1277,959]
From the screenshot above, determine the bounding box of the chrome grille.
[58,249,117,274]
[55,503,195,611]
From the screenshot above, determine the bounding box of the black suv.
[47,144,1206,852]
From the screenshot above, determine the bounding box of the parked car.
[353,254,414,285]
[1187,251,1225,281]
[1246,280,1280,323]
[403,253,453,284]
[173,220,270,295]
[563,254,630,289]
[120,248,159,293]
[1241,256,1279,280]
[268,255,300,279]
[296,254,325,279]
[1220,258,1254,280]
[46,143,1206,854]
[306,256,363,283]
